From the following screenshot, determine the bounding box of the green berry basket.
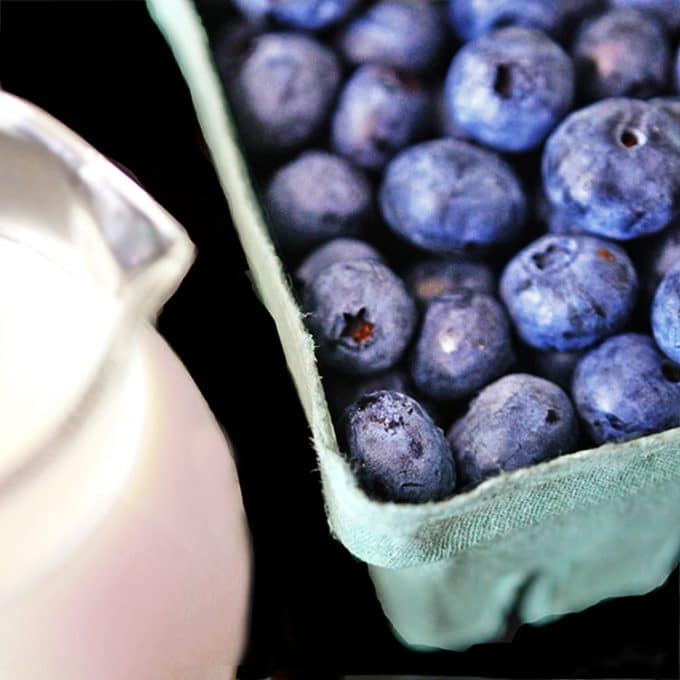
[147,0,680,650]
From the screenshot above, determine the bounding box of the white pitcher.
[0,91,250,680]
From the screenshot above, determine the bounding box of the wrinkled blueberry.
[572,9,670,102]
[543,98,680,240]
[611,0,680,32]
[232,0,358,30]
[572,333,680,443]
[331,64,430,171]
[448,373,578,487]
[295,237,383,288]
[337,0,447,75]
[444,27,574,152]
[219,32,340,153]
[411,291,515,401]
[344,390,456,503]
[405,258,497,306]
[533,349,583,391]
[264,151,372,252]
[652,264,680,363]
[380,139,526,254]
[448,0,602,41]
[303,259,417,375]
[500,234,638,351]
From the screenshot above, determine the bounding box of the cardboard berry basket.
[147,0,680,650]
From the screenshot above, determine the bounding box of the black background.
[1,2,678,677]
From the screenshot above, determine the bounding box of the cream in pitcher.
[0,92,250,680]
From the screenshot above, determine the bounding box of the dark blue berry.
[233,0,358,30]
[344,390,456,503]
[652,264,680,363]
[444,27,574,152]
[295,237,383,288]
[572,333,680,444]
[337,0,447,75]
[221,32,340,153]
[303,259,417,375]
[411,291,515,401]
[543,98,680,240]
[380,138,526,254]
[404,258,496,306]
[448,373,578,487]
[448,0,602,42]
[264,151,372,252]
[500,234,638,351]
[572,9,670,101]
[331,64,430,171]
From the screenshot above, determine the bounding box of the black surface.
[1,2,678,678]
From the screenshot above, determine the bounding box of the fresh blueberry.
[343,390,456,503]
[543,98,680,240]
[331,64,430,171]
[405,258,496,306]
[610,0,680,33]
[638,220,680,302]
[219,32,340,154]
[500,234,638,351]
[572,9,670,102]
[232,0,358,30]
[302,259,417,375]
[448,373,578,487]
[295,237,383,288]
[572,333,680,444]
[444,27,574,153]
[533,349,583,391]
[652,264,680,363]
[411,291,515,401]
[337,0,447,75]
[264,151,372,252]
[379,139,527,254]
[448,0,602,42]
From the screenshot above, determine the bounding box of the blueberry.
[295,237,383,288]
[331,64,430,171]
[337,0,447,75]
[405,258,496,306]
[219,32,340,154]
[232,0,358,30]
[411,291,515,401]
[379,139,526,254]
[638,220,680,302]
[444,27,574,153]
[652,265,680,363]
[543,98,680,240]
[500,234,638,351]
[343,390,456,503]
[303,259,417,375]
[572,9,671,102]
[610,0,680,33]
[448,0,602,42]
[448,373,578,487]
[533,349,583,391]
[572,333,680,444]
[264,151,372,252]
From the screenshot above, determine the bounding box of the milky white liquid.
[0,239,250,679]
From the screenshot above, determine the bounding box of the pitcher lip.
[0,90,195,316]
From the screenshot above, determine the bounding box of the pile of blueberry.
[217,0,680,504]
